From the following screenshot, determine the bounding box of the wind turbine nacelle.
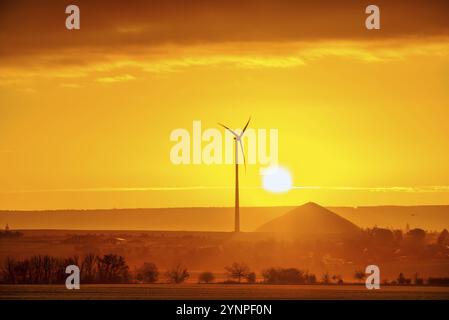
[169,120,279,169]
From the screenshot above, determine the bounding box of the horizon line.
[1,185,449,194]
[2,202,449,213]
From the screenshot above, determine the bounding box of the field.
[1,284,449,300]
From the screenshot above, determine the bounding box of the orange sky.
[1,0,449,210]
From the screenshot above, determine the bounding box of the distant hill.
[0,204,447,231]
[256,202,360,235]
[0,207,292,232]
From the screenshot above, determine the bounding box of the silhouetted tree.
[427,277,449,285]
[166,264,189,284]
[81,253,98,283]
[136,262,159,283]
[332,274,344,284]
[413,273,424,285]
[372,228,394,244]
[246,272,256,283]
[407,228,426,243]
[225,262,251,283]
[397,273,411,285]
[322,272,331,284]
[305,273,317,284]
[198,271,215,284]
[97,254,130,283]
[262,268,306,284]
[2,257,18,284]
[29,255,44,283]
[437,229,449,246]
[354,270,366,283]
[1,253,132,284]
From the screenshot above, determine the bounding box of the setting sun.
[262,167,293,193]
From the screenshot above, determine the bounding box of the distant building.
[0,224,23,238]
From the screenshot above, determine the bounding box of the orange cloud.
[96,74,136,83]
[1,0,448,60]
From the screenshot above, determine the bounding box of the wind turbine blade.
[241,117,251,134]
[218,123,239,138]
[238,140,247,171]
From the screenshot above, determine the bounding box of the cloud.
[0,0,448,60]
[1,38,448,86]
[0,186,233,194]
[292,186,449,193]
[1,1,448,87]
[141,54,306,72]
[96,74,136,83]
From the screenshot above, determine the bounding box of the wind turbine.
[218,117,251,233]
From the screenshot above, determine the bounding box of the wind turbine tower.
[218,118,250,232]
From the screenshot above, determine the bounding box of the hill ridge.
[256,202,360,235]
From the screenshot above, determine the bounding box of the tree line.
[1,254,130,284]
[2,254,449,285]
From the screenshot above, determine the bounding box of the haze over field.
[1,203,448,231]
[1,204,448,283]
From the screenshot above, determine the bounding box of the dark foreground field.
[1,284,449,300]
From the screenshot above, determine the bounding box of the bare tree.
[136,262,159,283]
[2,257,17,284]
[1,254,131,284]
[198,271,215,284]
[166,264,189,284]
[246,272,256,283]
[81,253,98,283]
[413,272,424,285]
[407,228,426,244]
[306,273,317,284]
[354,270,366,283]
[322,272,331,284]
[437,229,449,246]
[397,272,411,285]
[97,254,130,283]
[332,274,344,284]
[225,262,251,283]
[29,255,44,283]
[262,268,307,284]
